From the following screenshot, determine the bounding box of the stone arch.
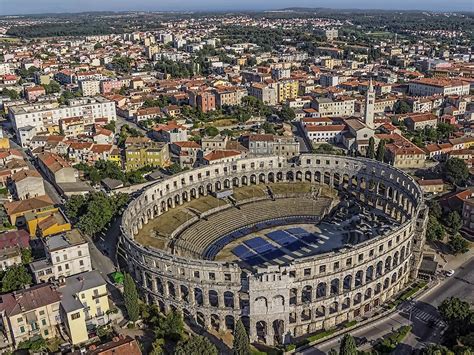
[376,261,383,277]
[286,171,294,181]
[232,177,240,187]
[296,170,303,181]
[385,256,392,273]
[197,312,205,327]
[365,288,372,300]
[224,179,231,189]
[290,288,297,305]
[315,306,326,318]
[258,173,266,183]
[256,320,267,343]
[393,251,399,268]
[323,171,331,185]
[355,270,364,287]
[272,295,285,312]
[302,285,313,303]
[250,174,257,184]
[273,319,285,345]
[329,301,339,314]
[315,171,321,183]
[255,296,268,311]
[268,172,275,183]
[353,292,362,305]
[391,272,397,284]
[194,288,203,306]
[180,285,189,303]
[225,315,235,332]
[167,281,176,299]
[209,290,219,307]
[343,275,352,292]
[301,308,311,321]
[224,291,234,308]
[316,282,327,299]
[156,277,164,294]
[383,278,390,290]
[366,266,374,282]
[342,297,351,310]
[375,283,382,295]
[210,314,220,332]
[330,278,340,296]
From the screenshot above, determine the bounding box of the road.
[298,257,474,355]
[292,121,312,153]
[115,114,147,135]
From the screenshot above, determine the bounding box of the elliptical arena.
[119,154,428,346]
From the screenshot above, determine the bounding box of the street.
[292,121,312,153]
[298,257,474,355]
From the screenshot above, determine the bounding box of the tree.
[3,89,19,100]
[123,273,140,322]
[439,297,473,342]
[394,100,411,114]
[21,248,32,264]
[43,80,61,94]
[426,216,446,241]
[279,106,296,121]
[174,336,218,355]
[233,319,250,355]
[447,234,470,255]
[422,344,454,355]
[204,126,219,137]
[427,200,442,219]
[444,158,469,185]
[65,195,87,220]
[2,265,32,292]
[376,139,386,162]
[367,137,375,159]
[446,211,462,232]
[340,334,357,355]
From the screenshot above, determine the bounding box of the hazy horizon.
[1,0,473,16]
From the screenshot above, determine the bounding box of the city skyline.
[1,0,473,15]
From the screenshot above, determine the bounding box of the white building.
[78,80,101,97]
[408,78,470,97]
[30,229,92,283]
[304,124,345,143]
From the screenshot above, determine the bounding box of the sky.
[1,0,473,15]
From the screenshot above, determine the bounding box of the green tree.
[447,234,470,255]
[204,126,219,137]
[21,248,32,264]
[427,200,442,219]
[439,297,473,342]
[3,89,19,100]
[279,106,296,121]
[174,336,218,355]
[444,158,469,185]
[426,216,446,241]
[340,334,357,355]
[123,273,140,322]
[43,80,61,94]
[233,319,250,355]
[376,139,386,161]
[446,211,462,232]
[94,42,103,50]
[65,194,87,220]
[394,100,411,114]
[2,265,32,292]
[422,344,454,355]
[367,137,375,159]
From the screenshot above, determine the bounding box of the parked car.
[446,269,455,277]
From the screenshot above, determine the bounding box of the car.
[446,269,455,277]
[354,337,368,347]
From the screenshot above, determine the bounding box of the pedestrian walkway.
[399,303,446,328]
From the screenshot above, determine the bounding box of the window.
[41,319,47,326]
[81,293,85,299]
[194,271,200,278]
[304,268,311,276]
[94,289,99,296]
[79,260,84,266]
[388,240,393,248]
[78,250,82,257]
[20,326,25,333]
[65,264,69,270]
[333,262,340,270]
[319,265,326,273]
[224,273,231,281]
[289,271,296,278]
[71,312,81,320]
[358,254,364,262]
[17,317,23,323]
[346,258,352,266]
[379,245,384,252]
[58,265,62,272]
[39,310,45,316]
[209,272,216,281]
[369,249,374,257]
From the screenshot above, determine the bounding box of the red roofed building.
[404,113,438,131]
[152,121,187,143]
[377,133,426,169]
[25,86,46,101]
[203,150,242,165]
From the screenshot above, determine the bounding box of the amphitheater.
[119,154,428,346]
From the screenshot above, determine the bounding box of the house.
[86,334,142,355]
[416,179,444,195]
[201,135,229,152]
[162,105,181,117]
[439,189,474,213]
[170,141,201,168]
[404,113,438,131]
[25,86,46,102]
[462,198,474,237]
[0,283,62,346]
[25,207,71,238]
[37,152,77,185]
[3,194,55,227]
[124,136,170,171]
[377,133,426,169]
[241,134,300,157]
[134,107,161,123]
[424,143,453,161]
[0,229,30,271]
[31,229,91,283]
[10,169,46,200]
[202,150,242,165]
[305,124,345,144]
[152,121,188,143]
[58,271,110,345]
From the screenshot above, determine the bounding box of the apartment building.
[30,229,92,283]
[124,136,169,171]
[11,169,46,200]
[248,83,278,106]
[408,78,470,96]
[313,97,355,117]
[152,121,188,143]
[241,134,300,157]
[9,97,116,146]
[189,90,216,113]
[214,87,247,107]
[277,80,299,103]
[304,124,346,144]
[404,113,438,131]
[37,152,77,184]
[79,80,101,97]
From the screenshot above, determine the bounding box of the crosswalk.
[400,303,446,328]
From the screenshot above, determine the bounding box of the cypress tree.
[376,140,386,161]
[367,137,375,159]
[340,334,357,355]
[123,273,140,322]
[233,319,251,355]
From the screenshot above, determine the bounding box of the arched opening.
[385,256,392,273]
[315,306,326,318]
[167,282,176,299]
[273,319,285,345]
[301,309,311,321]
[329,302,339,315]
[194,288,203,306]
[342,297,351,310]
[365,288,372,301]
[197,312,205,327]
[224,291,234,308]
[256,321,267,343]
[225,315,235,332]
[302,285,312,303]
[343,275,352,292]
[355,270,363,287]
[180,285,189,303]
[290,288,297,305]
[383,278,390,290]
[366,266,374,282]
[376,261,383,277]
[211,314,220,332]
[353,293,362,305]
[330,278,340,296]
[316,282,327,299]
[209,290,219,307]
